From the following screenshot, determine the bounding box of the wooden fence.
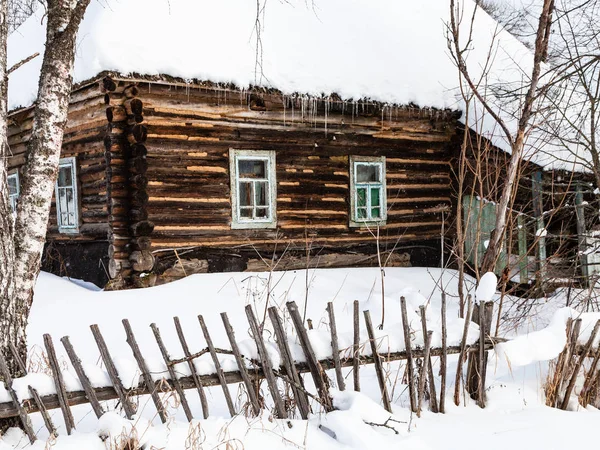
[0,297,501,444]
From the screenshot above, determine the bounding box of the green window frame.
[349,156,387,227]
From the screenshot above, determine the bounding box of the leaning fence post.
[327,302,346,391]
[286,301,333,411]
[439,291,448,413]
[122,319,168,423]
[150,323,194,421]
[44,334,76,435]
[8,342,56,435]
[400,296,417,412]
[353,300,361,392]
[61,336,105,418]
[364,310,392,413]
[419,305,438,413]
[0,351,36,443]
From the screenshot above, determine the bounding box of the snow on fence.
[1,298,503,443]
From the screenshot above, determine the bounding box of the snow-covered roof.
[9,0,580,171]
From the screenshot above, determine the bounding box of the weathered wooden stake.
[418,305,438,413]
[477,302,486,408]
[327,302,346,391]
[400,296,417,412]
[221,312,261,416]
[150,323,194,421]
[122,319,168,423]
[417,330,433,417]
[0,352,36,443]
[439,291,447,413]
[353,300,361,392]
[173,317,209,419]
[44,334,76,435]
[198,315,236,417]
[246,305,288,418]
[90,324,136,419]
[454,295,473,406]
[581,341,600,406]
[286,301,333,411]
[364,310,392,413]
[61,336,105,418]
[268,306,311,419]
[8,342,57,435]
[561,319,600,410]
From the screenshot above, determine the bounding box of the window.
[229,149,277,229]
[349,156,387,227]
[7,172,19,215]
[55,157,79,233]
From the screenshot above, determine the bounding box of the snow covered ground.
[0,267,599,449]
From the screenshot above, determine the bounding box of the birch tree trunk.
[0,0,90,385]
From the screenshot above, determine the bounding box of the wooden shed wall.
[127,81,458,271]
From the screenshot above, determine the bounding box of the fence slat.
[245,306,288,419]
[9,342,57,435]
[43,334,76,435]
[419,305,438,413]
[286,301,333,411]
[400,296,417,413]
[173,317,209,419]
[267,306,311,419]
[327,302,345,391]
[364,310,392,413]
[221,312,261,416]
[439,292,447,414]
[198,315,236,417]
[353,300,361,392]
[0,352,36,443]
[122,319,168,423]
[61,336,105,418]
[150,323,194,421]
[90,324,136,419]
[417,330,433,417]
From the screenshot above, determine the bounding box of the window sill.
[231,221,277,230]
[349,219,387,228]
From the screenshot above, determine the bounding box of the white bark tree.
[0,0,91,379]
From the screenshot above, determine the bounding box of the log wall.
[124,78,459,273]
[7,79,111,286]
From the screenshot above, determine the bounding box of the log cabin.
[5,0,595,289]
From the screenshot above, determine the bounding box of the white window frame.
[229,149,277,229]
[55,157,80,233]
[349,155,387,228]
[7,171,19,215]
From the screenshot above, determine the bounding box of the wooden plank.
[327,302,346,391]
[400,297,417,412]
[220,312,261,416]
[60,336,105,418]
[364,310,392,413]
[517,214,528,283]
[575,182,589,283]
[353,300,361,392]
[198,314,236,417]
[245,306,288,418]
[90,324,136,419]
[286,301,333,411]
[173,317,209,419]
[150,323,194,421]
[122,319,168,423]
[419,305,438,413]
[267,306,311,419]
[44,334,76,435]
[0,352,36,443]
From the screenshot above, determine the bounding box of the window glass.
[238,160,266,178]
[58,165,73,187]
[8,176,18,195]
[356,164,380,183]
